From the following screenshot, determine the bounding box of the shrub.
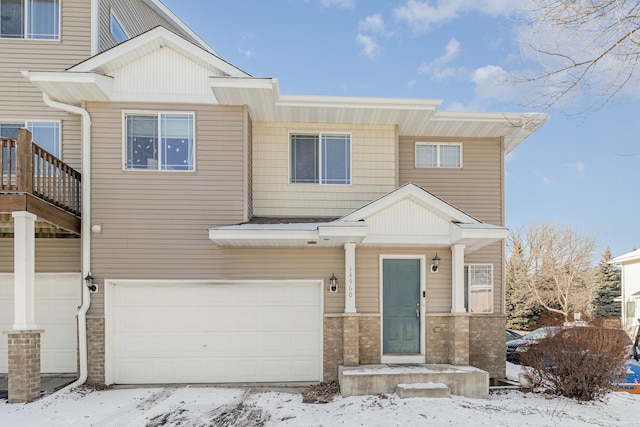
[520,327,630,401]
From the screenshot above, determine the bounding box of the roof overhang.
[209,221,368,247]
[23,71,113,106]
[210,77,549,154]
[610,249,640,265]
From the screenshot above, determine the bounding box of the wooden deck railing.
[0,129,81,216]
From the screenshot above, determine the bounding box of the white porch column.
[344,242,357,313]
[451,243,466,314]
[12,211,38,330]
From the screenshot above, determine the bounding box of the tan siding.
[252,122,397,217]
[399,136,503,225]
[87,102,247,315]
[0,0,89,169]
[0,239,80,272]
[246,110,253,219]
[99,0,202,51]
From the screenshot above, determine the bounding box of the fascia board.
[610,249,640,264]
[277,95,442,111]
[209,228,319,242]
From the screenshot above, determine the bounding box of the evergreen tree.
[506,243,542,329]
[587,248,621,318]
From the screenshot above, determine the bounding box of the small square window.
[415,143,462,168]
[125,112,194,171]
[290,132,350,185]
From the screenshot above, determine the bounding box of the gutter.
[41,92,92,389]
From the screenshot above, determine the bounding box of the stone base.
[3,329,44,403]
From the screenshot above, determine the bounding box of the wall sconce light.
[84,273,98,293]
[329,272,338,293]
[430,253,441,273]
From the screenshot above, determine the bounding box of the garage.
[0,273,81,374]
[106,280,323,384]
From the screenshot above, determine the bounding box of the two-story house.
[1,1,547,402]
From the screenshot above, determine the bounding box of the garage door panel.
[111,281,322,384]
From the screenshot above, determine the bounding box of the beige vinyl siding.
[252,123,397,217]
[0,0,89,169]
[87,102,248,315]
[246,110,253,219]
[399,136,503,225]
[99,0,202,51]
[0,239,80,272]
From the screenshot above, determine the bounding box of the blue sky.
[162,0,639,259]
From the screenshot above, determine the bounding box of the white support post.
[344,242,357,313]
[12,211,37,330]
[451,243,466,314]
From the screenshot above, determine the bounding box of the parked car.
[506,326,563,364]
[507,326,637,365]
[506,329,523,342]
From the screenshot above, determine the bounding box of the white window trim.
[288,131,352,186]
[0,0,61,41]
[122,110,196,172]
[465,263,494,314]
[0,119,61,156]
[109,8,128,43]
[415,142,463,168]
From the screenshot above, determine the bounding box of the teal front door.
[382,259,421,354]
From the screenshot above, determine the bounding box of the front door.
[382,259,421,354]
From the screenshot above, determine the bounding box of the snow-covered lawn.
[1,364,639,426]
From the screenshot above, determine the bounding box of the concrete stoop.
[338,364,489,399]
[396,382,450,398]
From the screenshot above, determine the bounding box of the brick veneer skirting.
[86,316,105,385]
[4,330,43,403]
[469,314,506,378]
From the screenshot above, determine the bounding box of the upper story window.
[0,0,60,40]
[0,121,60,155]
[110,10,128,43]
[464,264,493,314]
[290,132,351,185]
[415,142,462,168]
[124,112,195,171]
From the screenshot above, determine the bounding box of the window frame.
[464,263,494,314]
[289,131,352,185]
[109,8,128,43]
[0,120,61,156]
[0,0,61,40]
[415,142,462,168]
[122,111,196,172]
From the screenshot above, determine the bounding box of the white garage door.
[0,273,81,374]
[109,281,322,384]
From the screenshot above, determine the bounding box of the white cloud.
[321,0,356,9]
[394,0,519,33]
[543,177,553,185]
[407,80,417,88]
[237,48,254,59]
[356,34,380,59]
[359,14,392,36]
[417,38,462,80]
[565,161,586,177]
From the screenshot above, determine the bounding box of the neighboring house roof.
[610,249,640,265]
[209,77,549,155]
[209,184,507,253]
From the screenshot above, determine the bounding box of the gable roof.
[209,184,507,253]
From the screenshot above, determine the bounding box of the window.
[110,10,128,43]
[464,264,493,313]
[1,121,59,173]
[0,0,60,40]
[290,132,350,184]
[627,301,636,318]
[125,112,195,171]
[415,143,462,168]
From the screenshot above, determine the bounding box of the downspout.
[41,92,92,389]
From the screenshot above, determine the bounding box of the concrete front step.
[339,364,489,399]
[396,382,450,398]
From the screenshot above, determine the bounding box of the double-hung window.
[464,264,493,313]
[125,112,195,171]
[0,0,60,40]
[415,142,462,168]
[1,121,60,173]
[290,132,351,185]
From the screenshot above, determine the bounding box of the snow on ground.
[2,364,640,427]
